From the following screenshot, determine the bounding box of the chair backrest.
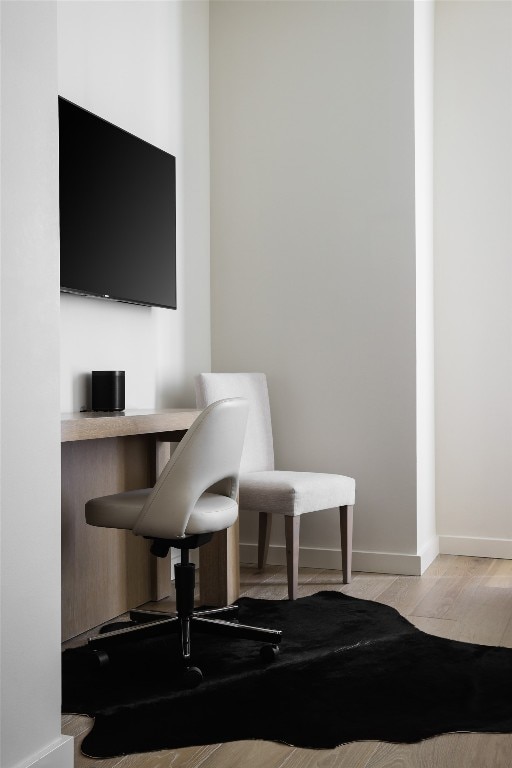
[133,397,249,540]
[195,373,274,473]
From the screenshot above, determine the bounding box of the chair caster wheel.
[260,644,280,663]
[183,666,203,688]
[91,649,110,669]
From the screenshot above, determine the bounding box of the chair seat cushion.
[86,488,151,530]
[85,489,238,537]
[239,471,355,516]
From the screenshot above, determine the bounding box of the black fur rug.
[62,591,512,758]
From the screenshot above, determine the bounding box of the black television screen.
[58,96,176,309]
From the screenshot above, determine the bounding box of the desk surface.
[61,408,201,442]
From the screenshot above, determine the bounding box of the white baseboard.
[13,736,73,768]
[419,535,441,572]
[240,536,439,577]
[439,535,512,560]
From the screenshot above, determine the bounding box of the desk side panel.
[61,436,169,640]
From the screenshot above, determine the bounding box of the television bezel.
[58,95,177,310]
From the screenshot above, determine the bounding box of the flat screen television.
[58,96,176,309]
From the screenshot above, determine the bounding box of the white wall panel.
[58,0,211,412]
[435,1,512,553]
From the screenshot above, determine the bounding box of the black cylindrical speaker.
[91,371,125,412]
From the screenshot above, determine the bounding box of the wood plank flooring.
[62,555,512,767]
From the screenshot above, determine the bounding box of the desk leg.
[61,437,156,640]
[151,439,172,600]
[199,518,240,606]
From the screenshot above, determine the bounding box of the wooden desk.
[61,409,240,640]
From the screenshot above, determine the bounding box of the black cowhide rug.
[62,591,512,758]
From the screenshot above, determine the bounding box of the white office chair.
[84,397,282,687]
[195,374,356,600]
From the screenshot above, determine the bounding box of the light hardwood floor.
[62,555,512,768]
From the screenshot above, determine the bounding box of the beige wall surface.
[210,0,421,571]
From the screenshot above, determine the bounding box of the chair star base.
[87,552,282,687]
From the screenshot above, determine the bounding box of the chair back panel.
[133,397,248,539]
[195,373,274,473]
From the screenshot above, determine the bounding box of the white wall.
[210,0,433,574]
[435,1,512,558]
[59,0,211,413]
[414,0,436,560]
[1,3,72,767]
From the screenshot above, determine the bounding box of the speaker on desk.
[91,371,125,412]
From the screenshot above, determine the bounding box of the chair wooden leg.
[340,505,353,584]
[284,516,300,600]
[258,512,272,570]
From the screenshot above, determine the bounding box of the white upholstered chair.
[195,373,356,600]
[85,397,282,686]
